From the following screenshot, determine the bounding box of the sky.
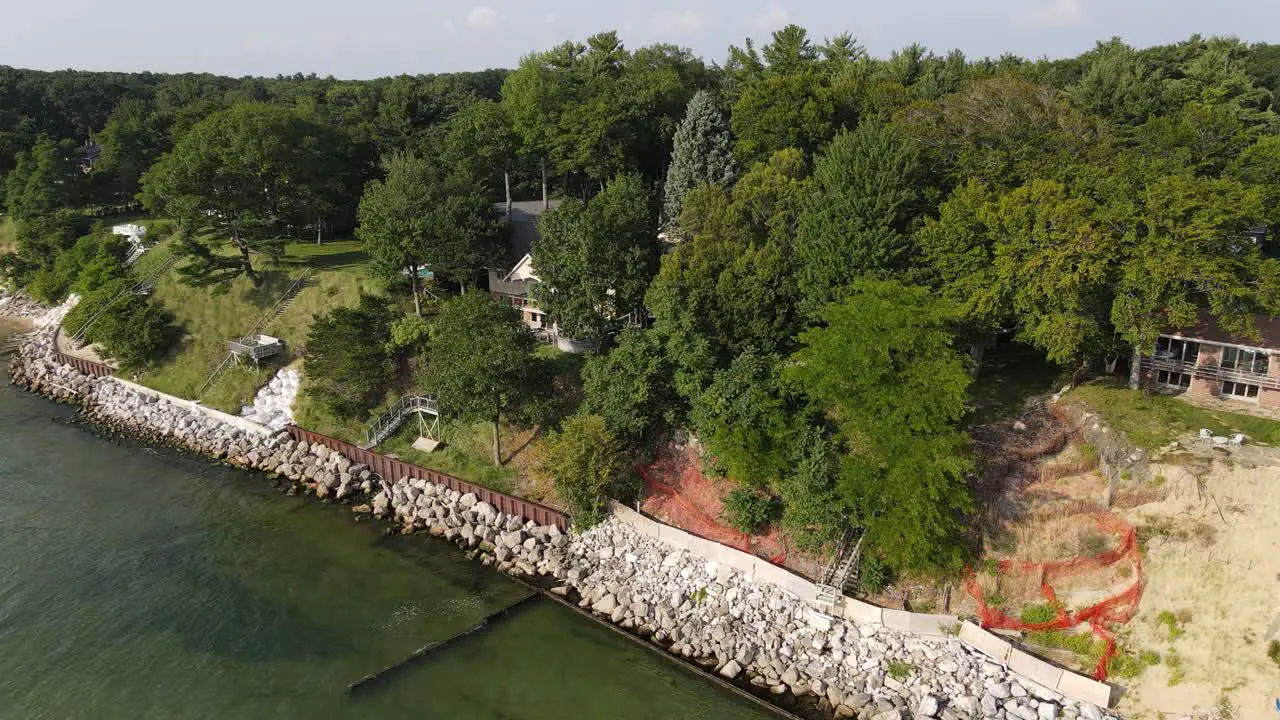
[3,0,1279,79]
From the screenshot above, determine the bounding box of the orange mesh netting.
[638,444,790,566]
[965,513,1145,681]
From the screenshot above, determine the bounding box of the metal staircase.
[195,268,313,399]
[815,531,864,610]
[362,395,439,448]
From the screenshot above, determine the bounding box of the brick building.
[1132,312,1280,408]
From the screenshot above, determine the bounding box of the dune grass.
[0,217,16,255]
[138,238,377,413]
[1069,379,1280,448]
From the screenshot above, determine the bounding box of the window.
[1221,346,1270,375]
[1156,370,1191,389]
[1221,381,1260,400]
[1155,337,1200,365]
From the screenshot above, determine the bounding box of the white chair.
[1199,428,1213,444]
[1230,433,1245,447]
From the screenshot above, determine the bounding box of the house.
[1131,311,1280,407]
[487,200,560,335]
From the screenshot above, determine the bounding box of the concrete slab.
[958,621,1012,664]
[840,598,884,625]
[1054,669,1113,709]
[1008,648,1064,692]
[411,436,440,452]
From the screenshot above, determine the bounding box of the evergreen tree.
[795,122,922,315]
[662,90,735,226]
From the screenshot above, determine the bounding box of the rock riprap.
[241,366,301,432]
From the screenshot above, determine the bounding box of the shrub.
[533,414,636,529]
[886,660,913,681]
[721,487,778,533]
[1157,610,1185,641]
[1020,602,1060,625]
[65,277,176,370]
[857,553,893,595]
[1268,640,1280,667]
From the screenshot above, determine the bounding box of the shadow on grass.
[967,342,1064,425]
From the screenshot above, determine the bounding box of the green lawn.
[1068,379,1280,449]
[293,388,522,495]
[138,238,378,412]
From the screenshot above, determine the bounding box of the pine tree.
[794,122,922,316]
[662,90,735,227]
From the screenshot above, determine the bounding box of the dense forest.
[4,29,1280,581]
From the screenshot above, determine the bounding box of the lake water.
[0,350,776,720]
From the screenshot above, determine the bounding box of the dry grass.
[0,217,17,255]
[138,238,376,412]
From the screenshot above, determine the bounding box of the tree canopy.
[140,103,365,287]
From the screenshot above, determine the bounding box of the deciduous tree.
[421,292,534,465]
[533,173,658,342]
[788,280,973,575]
[140,103,359,287]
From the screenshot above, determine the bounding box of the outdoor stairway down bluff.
[195,268,313,399]
[361,395,438,448]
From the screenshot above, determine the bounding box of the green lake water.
[0,368,776,720]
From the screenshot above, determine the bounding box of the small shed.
[228,334,284,364]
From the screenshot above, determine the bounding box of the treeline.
[3,29,1280,582]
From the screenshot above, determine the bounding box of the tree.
[795,122,923,314]
[1112,173,1278,355]
[731,74,835,164]
[421,293,534,465]
[357,151,501,314]
[662,90,735,226]
[304,295,396,419]
[440,99,519,207]
[140,103,359,287]
[4,134,83,220]
[580,328,678,442]
[533,173,658,342]
[689,348,796,489]
[920,179,1117,368]
[787,280,973,574]
[646,150,809,398]
[93,97,169,203]
[533,414,633,527]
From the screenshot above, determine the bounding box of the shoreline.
[5,313,1118,720]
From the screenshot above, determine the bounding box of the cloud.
[655,10,704,35]
[751,2,789,31]
[466,5,500,29]
[1019,0,1086,27]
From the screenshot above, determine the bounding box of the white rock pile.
[241,366,301,432]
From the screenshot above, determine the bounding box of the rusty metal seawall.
[284,425,570,532]
[52,349,115,378]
